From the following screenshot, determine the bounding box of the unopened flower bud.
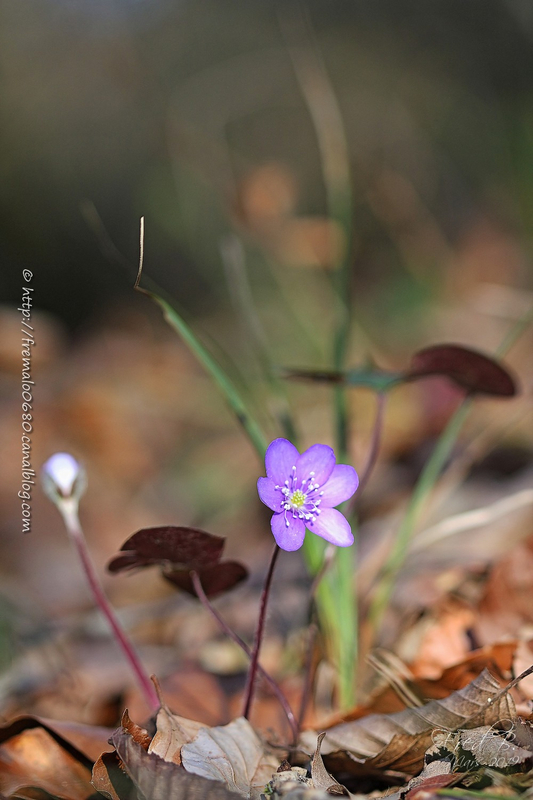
[41,453,87,505]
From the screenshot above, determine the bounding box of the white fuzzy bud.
[41,453,87,504]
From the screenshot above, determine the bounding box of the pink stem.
[242,543,280,721]
[61,503,159,712]
[190,570,298,741]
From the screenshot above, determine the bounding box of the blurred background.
[1,0,533,726]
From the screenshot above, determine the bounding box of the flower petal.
[257,477,283,512]
[296,444,335,487]
[319,464,359,507]
[271,512,306,552]
[307,508,354,547]
[265,438,300,485]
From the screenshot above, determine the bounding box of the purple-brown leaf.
[108,527,249,599]
[107,527,225,573]
[407,344,517,397]
[164,562,249,598]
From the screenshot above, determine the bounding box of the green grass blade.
[368,304,533,640]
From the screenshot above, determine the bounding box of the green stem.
[138,285,268,460]
[281,5,356,708]
[368,302,533,638]
[220,235,298,443]
[368,401,471,631]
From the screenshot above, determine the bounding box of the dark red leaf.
[405,773,464,800]
[407,345,517,397]
[107,527,225,573]
[164,562,249,598]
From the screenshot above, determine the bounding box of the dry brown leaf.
[310,733,348,796]
[0,718,94,799]
[127,667,229,727]
[121,710,151,751]
[459,725,532,768]
[404,760,460,800]
[91,750,139,800]
[112,725,244,799]
[300,669,514,777]
[148,702,205,764]
[409,604,476,680]
[416,642,516,696]
[180,716,279,798]
[476,538,533,644]
[38,719,115,763]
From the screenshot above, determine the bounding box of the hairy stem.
[59,500,159,712]
[190,570,297,741]
[242,544,280,720]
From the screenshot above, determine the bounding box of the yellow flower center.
[290,489,306,508]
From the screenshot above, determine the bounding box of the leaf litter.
[6,664,533,799]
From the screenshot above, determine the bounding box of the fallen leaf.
[130,667,229,727]
[407,345,517,397]
[15,718,114,763]
[416,642,516,696]
[120,710,151,751]
[459,725,532,769]
[148,702,205,764]
[405,760,460,800]
[300,670,515,777]
[311,733,349,796]
[409,603,476,680]
[0,717,94,799]
[180,716,279,798]
[476,540,533,645]
[112,725,244,799]
[91,750,138,800]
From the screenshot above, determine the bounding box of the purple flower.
[257,438,359,552]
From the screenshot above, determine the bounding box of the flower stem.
[282,7,357,710]
[190,570,298,741]
[242,544,280,721]
[58,499,159,712]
